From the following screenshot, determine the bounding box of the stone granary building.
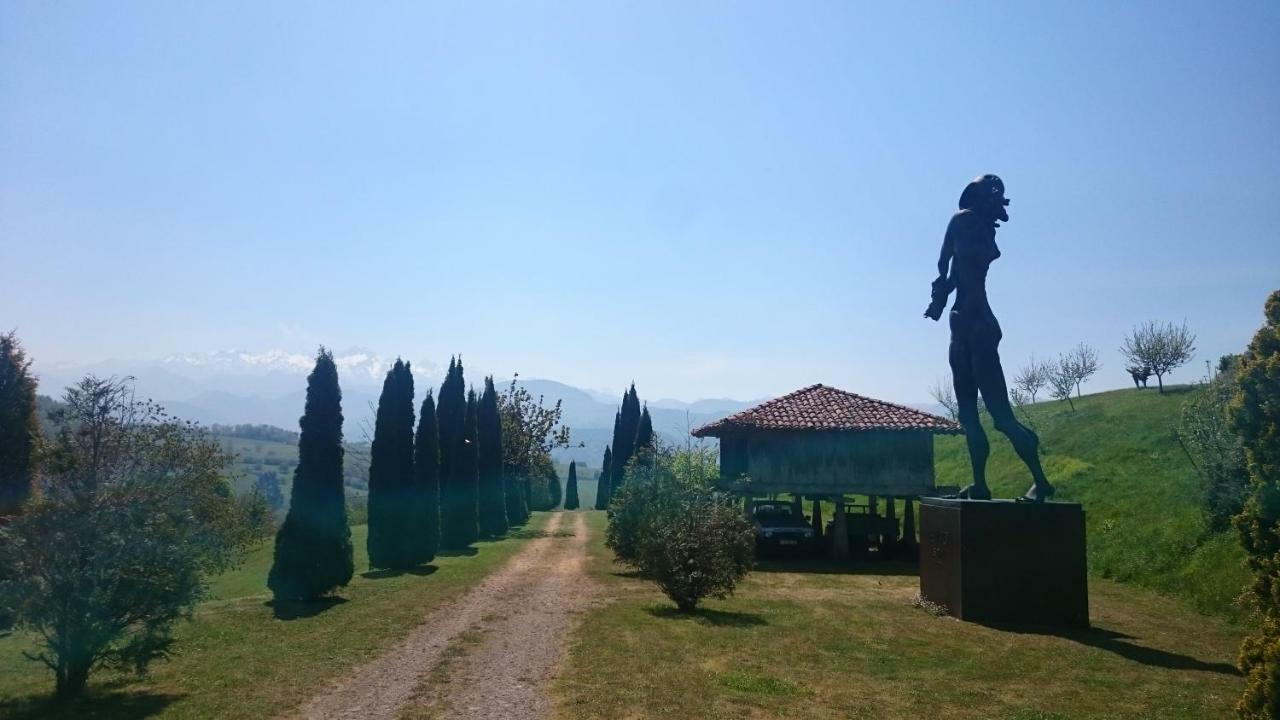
[692,384,962,559]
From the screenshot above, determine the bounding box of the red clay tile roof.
[691,384,962,437]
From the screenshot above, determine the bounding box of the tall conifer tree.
[456,388,480,544]
[564,461,580,510]
[634,404,655,466]
[610,384,642,492]
[438,357,474,548]
[0,332,38,517]
[367,360,417,569]
[268,348,354,601]
[477,377,509,537]
[413,390,440,564]
[547,466,562,509]
[594,445,612,510]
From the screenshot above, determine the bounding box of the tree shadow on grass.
[435,547,479,558]
[646,605,769,628]
[0,689,183,720]
[361,565,439,580]
[986,623,1240,675]
[265,595,348,620]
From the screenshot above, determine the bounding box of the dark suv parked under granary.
[750,500,814,555]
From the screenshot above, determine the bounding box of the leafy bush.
[607,446,754,612]
[1232,290,1280,719]
[0,377,257,698]
[1178,365,1247,531]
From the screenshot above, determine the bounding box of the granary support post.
[831,496,850,561]
[811,498,823,539]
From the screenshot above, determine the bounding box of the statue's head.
[959,174,1009,224]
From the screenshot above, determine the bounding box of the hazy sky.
[3,2,1277,402]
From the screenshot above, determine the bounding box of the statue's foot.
[958,484,992,501]
[1022,481,1056,503]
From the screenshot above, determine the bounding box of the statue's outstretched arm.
[924,216,960,320]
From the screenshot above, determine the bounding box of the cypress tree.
[459,389,481,543]
[268,348,354,602]
[547,466,563,509]
[367,360,417,569]
[610,385,642,492]
[0,332,38,518]
[594,445,612,510]
[634,404,655,466]
[438,358,476,549]
[477,377,509,537]
[564,461,580,510]
[413,390,440,564]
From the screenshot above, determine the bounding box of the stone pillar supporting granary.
[691,384,962,559]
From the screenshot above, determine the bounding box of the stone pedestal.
[919,497,1089,627]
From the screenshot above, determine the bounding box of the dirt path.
[294,511,593,720]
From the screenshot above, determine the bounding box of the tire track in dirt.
[293,511,593,720]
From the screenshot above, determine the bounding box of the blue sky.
[2,1,1277,402]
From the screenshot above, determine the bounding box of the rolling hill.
[934,385,1250,620]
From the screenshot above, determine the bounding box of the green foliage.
[367,360,418,569]
[594,445,612,510]
[547,465,563,509]
[0,331,38,517]
[1231,290,1280,719]
[438,357,477,549]
[1179,366,1248,531]
[0,377,257,698]
[412,391,440,564]
[268,349,354,603]
[497,374,571,523]
[564,461,580,510]
[254,471,285,514]
[477,377,509,537]
[609,385,642,494]
[606,447,754,612]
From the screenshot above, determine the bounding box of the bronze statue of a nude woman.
[925,174,1055,502]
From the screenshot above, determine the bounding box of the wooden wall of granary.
[725,430,936,496]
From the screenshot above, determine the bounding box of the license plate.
[779,539,798,546]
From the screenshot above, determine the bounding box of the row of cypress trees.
[268,351,531,601]
[594,383,654,510]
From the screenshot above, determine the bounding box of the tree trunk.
[1156,373,1165,393]
[55,659,90,699]
[1066,395,1075,411]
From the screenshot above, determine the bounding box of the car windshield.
[754,506,800,523]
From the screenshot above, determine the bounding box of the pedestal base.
[919,497,1089,627]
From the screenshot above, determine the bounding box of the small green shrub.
[606,446,754,612]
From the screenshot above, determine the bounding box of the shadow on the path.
[0,689,183,720]
[266,595,348,620]
[361,565,439,580]
[646,605,769,628]
[984,623,1240,675]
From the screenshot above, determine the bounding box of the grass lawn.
[0,514,551,719]
[556,511,1245,720]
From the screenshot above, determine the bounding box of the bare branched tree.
[1047,355,1077,411]
[1013,357,1049,403]
[1120,320,1197,393]
[1065,342,1101,398]
[928,376,959,422]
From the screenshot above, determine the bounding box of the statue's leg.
[949,327,990,500]
[971,334,1055,501]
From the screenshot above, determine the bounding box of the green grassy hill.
[934,386,1249,620]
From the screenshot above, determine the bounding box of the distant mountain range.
[32,350,946,472]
